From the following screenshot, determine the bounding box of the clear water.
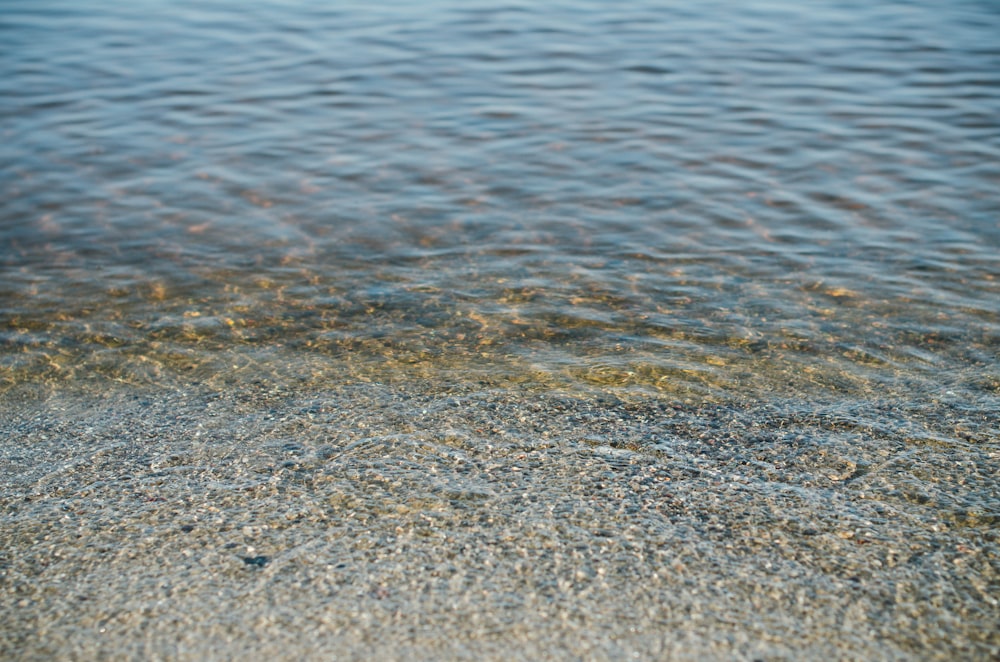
[1,0,998,658]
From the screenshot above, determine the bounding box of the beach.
[2,0,998,658]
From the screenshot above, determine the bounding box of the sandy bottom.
[1,380,997,660]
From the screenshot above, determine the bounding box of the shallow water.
[1,0,999,659]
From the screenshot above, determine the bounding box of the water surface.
[1,0,998,659]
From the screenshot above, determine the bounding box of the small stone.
[242,555,269,568]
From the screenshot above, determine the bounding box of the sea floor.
[2,372,996,660]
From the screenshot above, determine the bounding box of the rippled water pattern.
[2,0,998,399]
[1,0,999,658]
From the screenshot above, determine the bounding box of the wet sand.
[2,377,997,661]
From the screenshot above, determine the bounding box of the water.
[2,1,998,659]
